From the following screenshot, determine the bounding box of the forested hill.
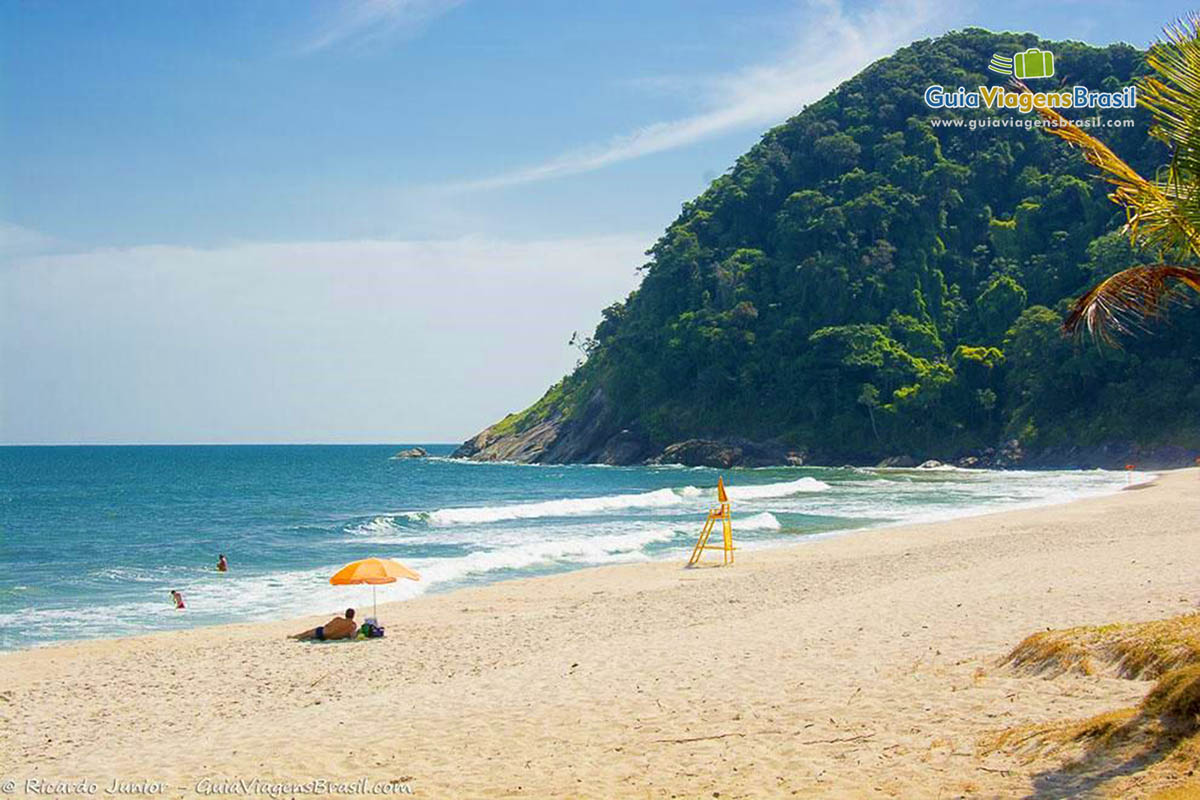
[455,29,1200,469]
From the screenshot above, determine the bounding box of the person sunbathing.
[291,608,357,641]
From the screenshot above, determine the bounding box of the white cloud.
[0,221,64,262]
[452,0,944,190]
[302,0,467,53]
[0,235,648,444]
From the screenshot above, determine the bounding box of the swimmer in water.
[217,554,228,572]
[170,590,186,610]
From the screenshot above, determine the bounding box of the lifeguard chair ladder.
[687,476,734,566]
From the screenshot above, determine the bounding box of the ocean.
[0,445,1145,650]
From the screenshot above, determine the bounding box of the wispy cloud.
[452,0,944,191]
[302,0,467,53]
[1,234,648,443]
[0,221,66,264]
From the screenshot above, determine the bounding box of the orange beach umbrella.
[329,557,420,620]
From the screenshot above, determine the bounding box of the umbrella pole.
[373,585,377,621]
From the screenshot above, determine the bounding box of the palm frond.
[1142,16,1200,159]
[1063,265,1200,342]
[1141,15,1200,258]
[1015,82,1200,259]
[1011,19,1200,344]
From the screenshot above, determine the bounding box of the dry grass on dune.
[982,707,1141,758]
[982,671,1200,796]
[1144,664,1200,721]
[1148,779,1200,799]
[988,616,1200,797]
[1002,613,1200,679]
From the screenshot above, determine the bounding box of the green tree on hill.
[460,28,1200,465]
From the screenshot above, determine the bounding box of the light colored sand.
[3,470,1198,798]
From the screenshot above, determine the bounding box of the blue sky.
[0,0,1184,443]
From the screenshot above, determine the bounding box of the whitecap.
[346,516,403,536]
[421,487,689,526]
[737,511,782,531]
[724,477,830,500]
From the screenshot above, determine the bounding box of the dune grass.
[988,615,1200,797]
[1002,614,1200,679]
[1148,782,1200,800]
[981,707,1140,759]
[1144,664,1200,722]
[983,666,1200,796]
[984,662,1200,754]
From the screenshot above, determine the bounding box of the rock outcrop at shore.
[452,389,653,465]
[453,425,802,468]
[451,390,801,467]
[453,410,1200,469]
[651,439,805,469]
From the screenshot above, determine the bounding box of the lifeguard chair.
[687,476,734,567]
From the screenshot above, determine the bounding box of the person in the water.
[170,590,185,610]
[217,554,228,572]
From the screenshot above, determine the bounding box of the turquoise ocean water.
[0,445,1145,650]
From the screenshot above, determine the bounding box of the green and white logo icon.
[988,48,1055,79]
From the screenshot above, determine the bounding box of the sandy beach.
[3,469,1197,798]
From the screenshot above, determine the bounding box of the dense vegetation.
[492,30,1200,464]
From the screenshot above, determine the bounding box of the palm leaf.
[1014,83,1200,259]
[1140,15,1200,258]
[1013,18,1200,342]
[1063,265,1200,342]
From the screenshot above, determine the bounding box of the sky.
[0,0,1184,444]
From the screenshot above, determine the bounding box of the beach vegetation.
[989,614,1200,796]
[1002,613,1200,678]
[1149,780,1200,800]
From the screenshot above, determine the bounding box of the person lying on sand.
[291,608,356,641]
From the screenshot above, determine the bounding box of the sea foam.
[405,477,829,527]
[738,511,782,530]
[416,487,686,526]
[724,477,829,500]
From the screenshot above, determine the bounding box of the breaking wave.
[738,511,782,531]
[724,477,829,500]
[413,487,687,526]
[394,478,830,527]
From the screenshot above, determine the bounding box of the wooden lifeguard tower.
[686,476,734,567]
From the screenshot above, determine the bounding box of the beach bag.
[360,621,385,638]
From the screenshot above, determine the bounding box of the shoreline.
[4,469,1196,797]
[1,467,1151,656]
